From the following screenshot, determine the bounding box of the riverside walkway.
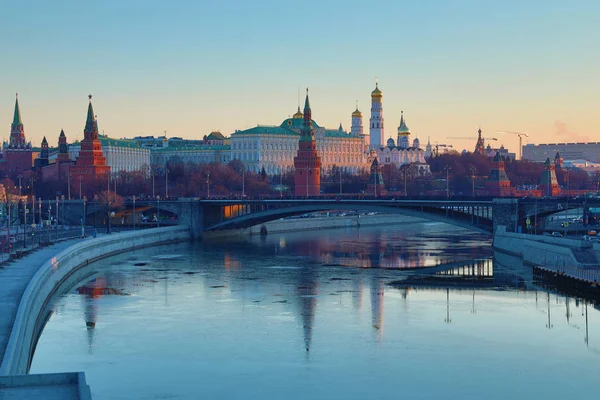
[0,237,97,399]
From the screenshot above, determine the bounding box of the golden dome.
[292,107,304,119]
[352,108,362,117]
[371,83,382,98]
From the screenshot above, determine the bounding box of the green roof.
[324,129,356,138]
[97,134,143,149]
[233,125,300,137]
[279,118,320,130]
[153,144,230,152]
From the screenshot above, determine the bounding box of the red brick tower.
[486,152,513,196]
[69,95,110,197]
[539,157,560,197]
[4,94,33,177]
[474,128,485,156]
[294,89,321,196]
[57,129,71,162]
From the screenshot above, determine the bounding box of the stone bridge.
[48,197,598,239]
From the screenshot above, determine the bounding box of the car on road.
[551,232,563,237]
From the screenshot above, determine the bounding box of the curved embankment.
[0,226,190,376]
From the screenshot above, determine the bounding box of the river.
[30,222,600,399]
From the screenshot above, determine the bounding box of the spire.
[12,93,22,126]
[400,110,404,126]
[60,129,65,138]
[304,88,310,111]
[41,136,47,145]
[86,94,95,123]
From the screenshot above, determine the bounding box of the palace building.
[230,105,365,175]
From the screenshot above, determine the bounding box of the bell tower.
[369,78,384,149]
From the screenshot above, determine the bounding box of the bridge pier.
[493,198,519,233]
[178,200,204,239]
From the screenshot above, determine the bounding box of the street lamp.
[403,166,408,197]
[470,166,477,198]
[18,174,22,197]
[81,196,87,238]
[206,171,211,198]
[444,165,451,198]
[79,176,83,200]
[305,167,309,197]
[239,166,245,197]
[156,195,160,228]
[339,168,343,195]
[132,195,136,231]
[165,168,169,199]
[67,172,72,200]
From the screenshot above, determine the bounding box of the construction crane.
[497,131,529,160]
[446,137,498,141]
[434,143,453,157]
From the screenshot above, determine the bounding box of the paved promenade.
[0,237,95,399]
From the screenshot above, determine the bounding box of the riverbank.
[0,226,189,379]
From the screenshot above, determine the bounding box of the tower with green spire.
[4,94,33,177]
[69,95,110,197]
[294,88,322,196]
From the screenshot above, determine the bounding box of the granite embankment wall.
[0,226,190,376]
[247,214,428,235]
[493,226,598,268]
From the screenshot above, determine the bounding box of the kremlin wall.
[1,82,598,200]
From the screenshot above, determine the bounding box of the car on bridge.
[551,232,563,237]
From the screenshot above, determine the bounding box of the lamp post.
[152,169,155,198]
[470,166,477,198]
[156,195,160,228]
[55,196,58,241]
[403,166,408,197]
[22,200,26,251]
[241,166,245,197]
[280,167,283,198]
[165,168,169,199]
[444,165,451,198]
[206,171,211,198]
[132,195,136,231]
[7,199,11,252]
[78,176,83,200]
[82,196,86,238]
[18,174,22,197]
[339,168,343,195]
[38,198,41,242]
[67,172,72,200]
[565,169,570,237]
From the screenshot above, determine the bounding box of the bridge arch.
[204,201,493,234]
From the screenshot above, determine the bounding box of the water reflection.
[30,224,600,400]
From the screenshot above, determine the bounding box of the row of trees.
[2,154,599,201]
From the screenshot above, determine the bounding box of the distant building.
[485,144,516,161]
[523,142,600,163]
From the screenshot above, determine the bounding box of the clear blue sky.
[1,0,598,151]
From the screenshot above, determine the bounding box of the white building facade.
[523,142,600,163]
[375,112,430,176]
[369,80,384,149]
[230,111,365,175]
[69,135,151,173]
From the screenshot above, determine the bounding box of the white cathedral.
[355,80,430,175]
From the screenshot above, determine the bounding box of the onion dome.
[352,107,362,117]
[413,137,420,148]
[371,82,382,98]
[397,111,410,135]
[387,137,395,148]
[293,107,304,119]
